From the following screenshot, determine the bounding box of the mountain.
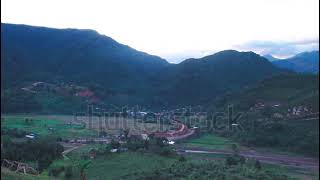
[210,73,319,157]
[265,51,319,73]
[219,73,319,111]
[1,23,169,88]
[157,50,281,106]
[1,23,171,110]
[1,23,282,113]
[263,54,280,62]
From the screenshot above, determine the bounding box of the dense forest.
[1,23,284,113]
[208,73,319,157]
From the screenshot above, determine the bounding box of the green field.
[263,163,319,180]
[1,114,172,136]
[1,116,98,139]
[2,143,177,180]
[1,167,51,180]
[48,144,178,180]
[182,134,243,150]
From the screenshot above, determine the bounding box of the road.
[177,146,319,170]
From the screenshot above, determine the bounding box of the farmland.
[1,114,173,137]
[180,134,241,150]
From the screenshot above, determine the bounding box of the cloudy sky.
[2,0,319,63]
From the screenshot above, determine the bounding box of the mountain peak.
[271,51,319,73]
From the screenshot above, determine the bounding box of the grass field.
[263,163,319,180]
[1,116,98,139]
[182,133,243,150]
[1,114,172,136]
[47,144,178,180]
[1,167,51,180]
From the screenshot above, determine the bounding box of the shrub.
[110,139,121,149]
[64,166,73,178]
[225,154,246,166]
[178,155,186,162]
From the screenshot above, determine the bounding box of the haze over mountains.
[1,23,318,112]
[264,51,319,73]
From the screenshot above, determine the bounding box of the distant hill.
[215,73,319,112]
[161,50,281,106]
[1,23,283,113]
[264,51,319,73]
[211,73,319,157]
[263,54,280,62]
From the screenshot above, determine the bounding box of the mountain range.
[264,51,319,73]
[1,23,315,113]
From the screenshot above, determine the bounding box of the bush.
[159,146,175,156]
[110,139,121,149]
[2,136,64,172]
[64,166,73,178]
[120,161,294,180]
[225,154,246,166]
[48,164,64,177]
[254,160,261,170]
[178,155,186,162]
[1,128,27,138]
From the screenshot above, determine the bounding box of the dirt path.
[62,143,85,159]
[177,146,319,170]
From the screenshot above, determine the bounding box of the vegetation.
[1,116,97,139]
[120,160,295,180]
[1,23,319,180]
[182,134,238,150]
[231,118,319,157]
[1,167,50,180]
[48,144,177,180]
[1,23,284,113]
[208,73,319,157]
[1,136,64,172]
[211,73,319,112]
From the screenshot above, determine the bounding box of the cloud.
[234,39,319,58]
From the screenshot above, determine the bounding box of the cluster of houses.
[250,101,282,111]
[287,106,310,116]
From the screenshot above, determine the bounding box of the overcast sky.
[2,0,319,63]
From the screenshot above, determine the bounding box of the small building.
[25,134,35,139]
[110,149,118,153]
[273,113,284,119]
[141,133,149,140]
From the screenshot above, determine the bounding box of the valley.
[1,23,319,180]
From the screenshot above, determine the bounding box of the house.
[25,134,35,139]
[273,113,284,119]
[110,149,118,153]
[141,133,149,140]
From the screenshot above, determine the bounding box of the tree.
[231,143,239,155]
[110,139,121,149]
[64,165,73,178]
[123,128,130,139]
[261,106,273,118]
[143,139,149,150]
[254,160,261,170]
[37,156,53,172]
[78,160,91,180]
